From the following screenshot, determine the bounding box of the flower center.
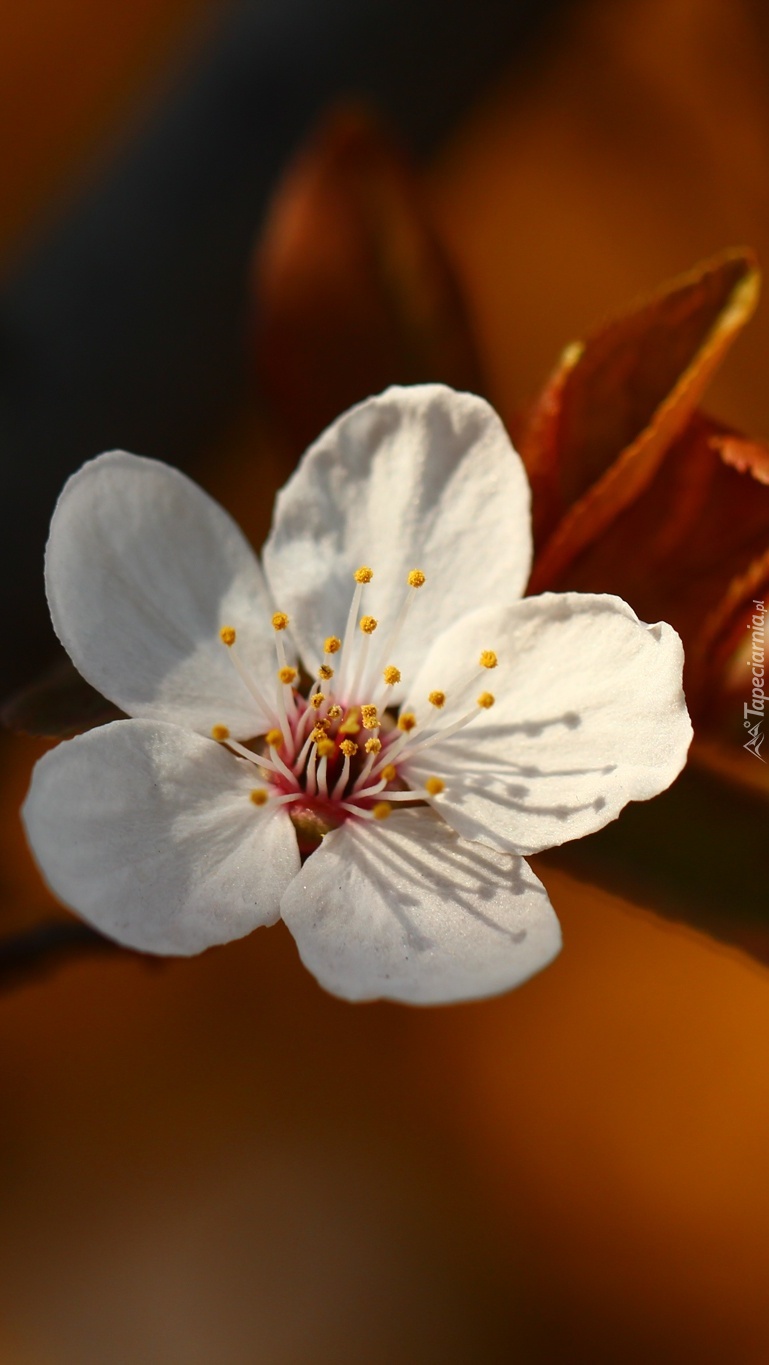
[211,567,497,855]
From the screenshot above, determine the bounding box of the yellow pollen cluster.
[340,739,358,757]
[398,712,417,732]
[271,612,289,631]
[317,738,335,759]
[328,704,342,721]
[382,665,401,685]
[407,569,426,588]
[381,763,398,782]
[278,666,297,685]
[211,724,230,741]
[219,626,236,647]
[428,690,446,708]
[311,725,328,744]
[365,737,382,754]
[318,664,334,680]
[477,691,495,709]
[373,802,392,820]
[479,650,498,669]
[359,615,378,634]
[250,788,269,806]
[324,636,341,654]
[361,704,379,729]
[425,776,445,796]
[354,566,374,583]
[265,728,283,748]
[310,692,325,709]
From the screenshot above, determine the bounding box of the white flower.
[22,385,692,1005]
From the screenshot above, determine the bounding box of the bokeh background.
[2,0,769,1360]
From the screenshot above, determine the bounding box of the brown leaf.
[523,248,760,577]
[2,653,122,738]
[533,411,769,719]
[251,104,484,456]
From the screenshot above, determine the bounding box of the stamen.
[354,566,374,584]
[339,707,361,735]
[477,691,495,709]
[382,665,401,686]
[328,704,343,721]
[310,692,326,710]
[316,738,335,759]
[272,612,290,631]
[368,570,425,695]
[479,650,498,669]
[224,736,290,779]
[398,713,417,732]
[381,763,398,782]
[324,636,341,655]
[316,752,330,798]
[278,666,297,685]
[428,691,446,709]
[361,704,379,730]
[359,615,378,634]
[365,737,382,754]
[220,631,275,719]
[211,724,230,741]
[372,802,392,820]
[337,572,369,695]
[265,727,283,749]
[318,664,334,681]
[332,739,358,798]
[425,776,445,795]
[250,788,269,806]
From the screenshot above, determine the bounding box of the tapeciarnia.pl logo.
[744,599,766,762]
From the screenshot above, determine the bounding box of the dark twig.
[0,919,133,993]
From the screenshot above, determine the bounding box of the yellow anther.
[339,739,358,757]
[359,615,378,634]
[211,724,230,742]
[339,708,360,735]
[219,626,236,647]
[361,704,379,730]
[317,738,335,759]
[278,666,297,685]
[407,569,426,588]
[318,663,334,680]
[250,788,269,806]
[271,612,289,631]
[354,566,374,584]
[425,776,445,796]
[310,692,326,709]
[382,665,401,686]
[328,704,343,721]
[477,691,495,709]
[372,801,392,820]
[365,737,382,755]
[381,763,398,782]
[324,636,341,655]
[265,728,283,748]
[479,650,498,669]
[397,712,417,732]
[428,690,446,709]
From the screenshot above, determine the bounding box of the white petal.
[262,385,532,698]
[402,593,692,855]
[280,809,561,1004]
[23,719,300,954]
[46,451,281,738]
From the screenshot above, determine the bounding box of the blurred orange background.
[2,1,769,1361]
